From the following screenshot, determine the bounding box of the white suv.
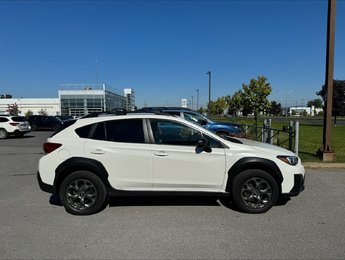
[0,115,31,139]
[38,114,305,215]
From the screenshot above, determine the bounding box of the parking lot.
[0,131,345,259]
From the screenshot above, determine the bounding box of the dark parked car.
[28,115,64,131]
[137,107,246,138]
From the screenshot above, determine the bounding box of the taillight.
[9,122,19,126]
[43,142,62,153]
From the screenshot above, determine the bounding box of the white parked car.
[38,114,305,215]
[0,115,31,139]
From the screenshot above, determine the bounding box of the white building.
[181,99,188,108]
[0,98,59,116]
[124,88,135,111]
[1,84,135,117]
[59,84,127,117]
[289,106,323,116]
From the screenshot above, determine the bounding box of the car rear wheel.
[231,169,279,214]
[14,131,24,137]
[59,171,107,215]
[0,129,8,139]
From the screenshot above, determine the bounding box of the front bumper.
[285,174,305,196]
[37,171,54,194]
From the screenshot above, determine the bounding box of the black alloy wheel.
[231,169,279,214]
[59,171,107,215]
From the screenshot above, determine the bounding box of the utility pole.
[321,0,336,161]
[206,71,211,105]
[285,89,288,117]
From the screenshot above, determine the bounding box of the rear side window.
[11,116,27,122]
[0,117,9,122]
[75,124,93,138]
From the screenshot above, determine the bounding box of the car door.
[83,119,152,190]
[149,119,226,191]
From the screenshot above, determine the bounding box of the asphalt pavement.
[0,131,344,259]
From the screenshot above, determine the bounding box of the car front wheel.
[59,171,107,215]
[231,169,279,214]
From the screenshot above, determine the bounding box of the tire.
[31,124,37,131]
[231,169,279,214]
[59,171,107,215]
[0,129,8,139]
[14,131,24,137]
[53,125,60,132]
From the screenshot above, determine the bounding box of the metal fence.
[242,119,300,155]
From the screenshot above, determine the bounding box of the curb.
[303,162,345,169]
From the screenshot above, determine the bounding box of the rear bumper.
[37,171,54,194]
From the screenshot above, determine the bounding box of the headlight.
[277,155,299,166]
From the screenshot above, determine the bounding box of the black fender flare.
[54,157,111,192]
[225,157,283,192]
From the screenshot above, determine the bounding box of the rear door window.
[105,119,144,143]
[77,119,145,144]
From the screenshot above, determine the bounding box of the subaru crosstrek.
[0,115,31,139]
[38,114,305,215]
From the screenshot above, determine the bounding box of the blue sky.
[0,0,344,108]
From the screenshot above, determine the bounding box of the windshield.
[184,112,212,125]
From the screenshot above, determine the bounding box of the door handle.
[90,149,105,155]
[153,151,169,157]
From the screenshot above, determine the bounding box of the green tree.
[7,103,21,116]
[317,80,345,117]
[198,106,206,114]
[207,97,227,116]
[241,76,272,123]
[268,101,283,116]
[25,110,33,118]
[302,110,308,117]
[307,98,323,109]
[226,91,243,116]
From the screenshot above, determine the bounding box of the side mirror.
[197,119,208,126]
[196,138,212,153]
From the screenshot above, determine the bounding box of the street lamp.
[206,71,211,104]
[196,89,199,110]
[191,96,194,109]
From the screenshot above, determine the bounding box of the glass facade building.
[124,88,135,111]
[59,84,126,117]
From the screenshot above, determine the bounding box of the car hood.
[205,122,241,133]
[235,138,295,155]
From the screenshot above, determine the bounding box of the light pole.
[191,96,194,109]
[206,71,211,105]
[95,59,99,84]
[196,89,199,110]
